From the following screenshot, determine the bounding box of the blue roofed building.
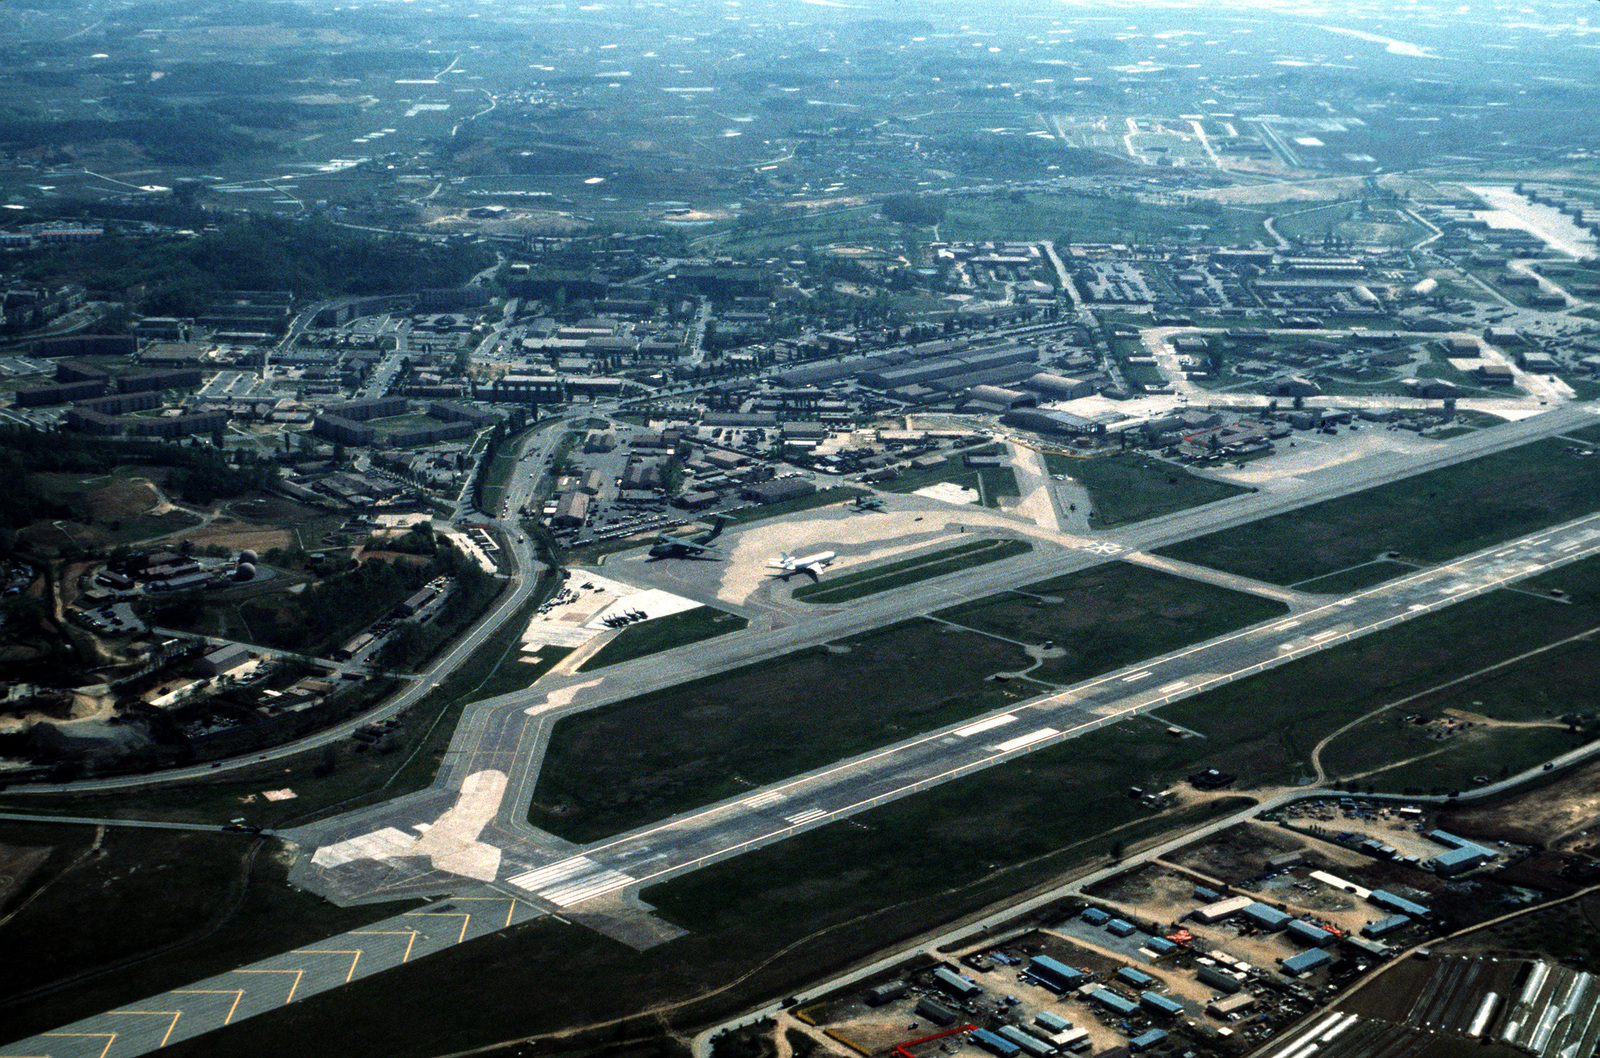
[1280,949,1333,976]
[1286,920,1338,947]
[1369,889,1430,917]
[971,1029,1021,1058]
[1116,967,1156,989]
[1129,1029,1168,1052]
[1362,914,1412,938]
[1026,956,1086,992]
[1140,992,1184,1017]
[1240,903,1292,931]
[1087,989,1139,1017]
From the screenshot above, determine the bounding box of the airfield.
[13,403,1600,1057]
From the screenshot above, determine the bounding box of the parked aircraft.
[850,496,885,512]
[648,516,727,559]
[769,550,836,582]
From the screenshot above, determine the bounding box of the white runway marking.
[785,808,827,826]
[953,714,1018,738]
[506,856,636,907]
[994,727,1060,752]
[743,790,787,808]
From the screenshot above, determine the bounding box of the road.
[278,401,1600,913]
[8,402,1600,1057]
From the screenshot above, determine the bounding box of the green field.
[1157,555,1600,791]
[792,538,1033,605]
[880,451,1020,507]
[0,822,414,1048]
[935,562,1287,686]
[1046,452,1250,527]
[1156,438,1600,585]
[1291,560,1417,594]
[1319,632,1600,792]
[531,619,1047,842]
[577,606,748,671]
[136,741,1251,1058]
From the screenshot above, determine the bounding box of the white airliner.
[769,550,836,581]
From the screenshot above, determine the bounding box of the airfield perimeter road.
[11,405,1600,1058]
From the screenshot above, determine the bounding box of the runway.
[11,403,1600,1058]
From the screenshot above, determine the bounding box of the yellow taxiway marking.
[174,989,246,1026]
[430,894,524,929]
[351,929,421,963]
[40,1033,115,1058]
[233,968,305,1004]
[405,909,471,944]
[109,1010,182,1049]
[291,948,363,983]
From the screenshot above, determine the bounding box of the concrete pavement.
[9,404,1600,1057]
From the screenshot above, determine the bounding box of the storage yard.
[781,793,1556,1058]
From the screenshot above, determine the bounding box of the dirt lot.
[1165,822,1315,884]
[1438,757,1600,852]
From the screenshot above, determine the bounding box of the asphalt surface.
[9,403,1600,1058]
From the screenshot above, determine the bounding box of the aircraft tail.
[705,516,726,542]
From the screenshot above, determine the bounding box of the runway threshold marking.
[173,989,246,1026]
[539,869,635,907]
[109,1011,182,1049]
[506,856,635,908]
[953,714,1018,738]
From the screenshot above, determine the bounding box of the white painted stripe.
[995,727,1059,752]
[954,714,1019,738]
[785,808,827,826]
[1120,670,1152,682]
[1158,679,1190,693]
[539,868,635,907]
[506,856,596,890]
[743,790,786,808]
[1310,630,1337,642]
[1321,1014,1359,1042]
